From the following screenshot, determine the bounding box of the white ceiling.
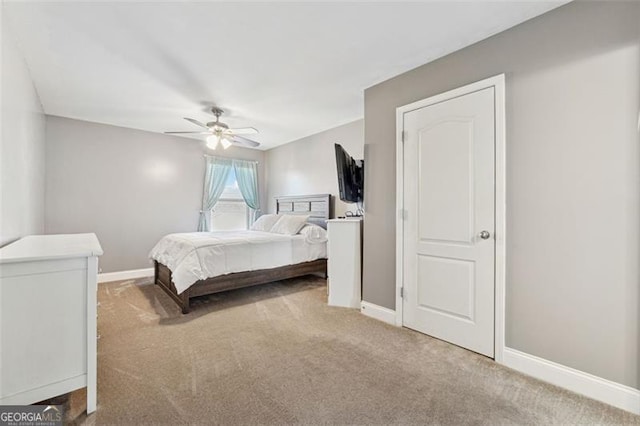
[4,1,566,150]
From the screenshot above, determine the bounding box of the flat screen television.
[334,143,364,204]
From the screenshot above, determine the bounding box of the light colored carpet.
[65,276,639,425]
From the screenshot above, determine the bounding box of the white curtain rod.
[203,154,259,164]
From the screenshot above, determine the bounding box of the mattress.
[149,230,327,294]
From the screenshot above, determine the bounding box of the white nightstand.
[327,218,362,308]
[0,233,103,413]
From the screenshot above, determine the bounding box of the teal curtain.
[198,157,233,231]
[233,159,261,224]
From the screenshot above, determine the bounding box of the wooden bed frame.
[154,194,332,314]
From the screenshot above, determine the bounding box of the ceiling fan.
[165,107,260,149]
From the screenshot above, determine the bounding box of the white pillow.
[270,214,310,235]
[299,224,328,244]
[250,214,280,232]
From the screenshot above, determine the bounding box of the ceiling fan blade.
[227,127,258,135]
[231,135,260,148]
[165,131,211,135]
[184,117,210,129]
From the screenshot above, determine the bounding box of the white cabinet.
[0,233,103,413]
[327,218,362,308]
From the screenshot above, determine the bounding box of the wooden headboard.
[275,194,332,229]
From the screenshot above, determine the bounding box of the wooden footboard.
[154,259,327,314]
[154,261,191,313]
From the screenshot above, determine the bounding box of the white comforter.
[149,230,327,294]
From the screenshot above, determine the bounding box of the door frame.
[395,74,506,362]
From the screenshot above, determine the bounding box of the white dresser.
[327,218,362,308]
[0,233,103,413]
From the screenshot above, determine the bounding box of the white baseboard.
[360,301,398,326]
[502,347,640,414]
[98,268,154,283]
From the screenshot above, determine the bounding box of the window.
[210,168,249,231]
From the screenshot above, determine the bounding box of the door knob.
[479,230,491,240]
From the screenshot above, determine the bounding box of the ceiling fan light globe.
[221,137,232,150]
[206,135,218,150]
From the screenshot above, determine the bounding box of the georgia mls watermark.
[0,405,63,426]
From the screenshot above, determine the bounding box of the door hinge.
[400,131,406,143]
[400,287,404,298]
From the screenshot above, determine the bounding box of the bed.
[152,194,331,313]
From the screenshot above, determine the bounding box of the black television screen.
[334,143,364,203]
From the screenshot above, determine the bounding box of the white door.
[402,86,496,357]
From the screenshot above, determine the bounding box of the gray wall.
[363,1,640,388]
[265,120,363,217]
[45,116,266,273]
[0,16,46,246]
